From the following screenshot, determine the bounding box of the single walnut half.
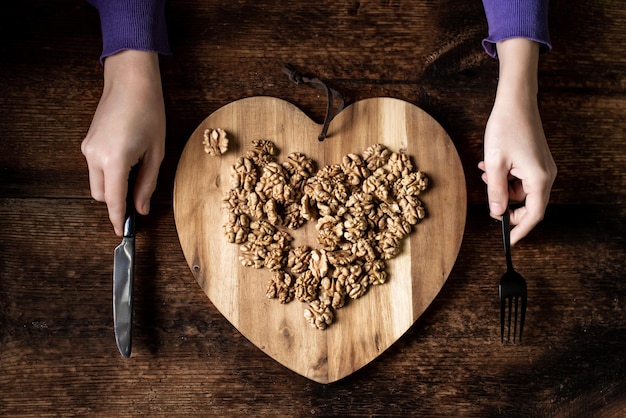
[203,128,229,156]
[251,139,278,156]
[304,300,334,330]
[283,202,306,230]
[377,231,401,260]
[300,194,318,221]
[264,247,286,271]
[341,153,370,186]
[363,143,392,171]
[326,249,355,266]
[283,152,316,189]
[223,212,250,244]
[398,195,426,225]
[266,271,294,303]
[230,157,258,192]
[364,259,388,285]
[246,139,278,167]
[222,188,247,215]
[264,198,281,226]
[343,213,368,243]
[309,249,329,279]
[287,245,312,274]
[395,170,428,197]
[362,168,392,202]
[387,151,413,177]
[246,191,265,220]
[351,238,377,262]
[239,241,266,269]
[294,270,319,303]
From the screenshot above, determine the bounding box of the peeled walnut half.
[202,128,229,156]
[304,300,334,330]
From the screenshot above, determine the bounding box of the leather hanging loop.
[282,64,345,141]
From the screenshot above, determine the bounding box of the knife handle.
[123,206,135,238]
[123,167,137,238]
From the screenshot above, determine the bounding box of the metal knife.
[113,175,136,358]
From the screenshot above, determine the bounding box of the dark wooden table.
[1,1,625,416]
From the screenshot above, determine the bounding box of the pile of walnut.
[222,139,428,330]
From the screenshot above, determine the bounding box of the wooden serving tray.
[173,97,466,383]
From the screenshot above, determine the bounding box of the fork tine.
[500,295,505,343]
[519,295,527,343]
[506,298,513,343]
[513,296,519,343]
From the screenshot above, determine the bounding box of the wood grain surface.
[1,0,625,416]
[173,97,465,383]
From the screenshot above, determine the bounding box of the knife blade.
[113,173,136,358]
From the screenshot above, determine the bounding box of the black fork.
[499,211,528,343]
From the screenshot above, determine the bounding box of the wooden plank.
[0,1,625,204]
[0,199,624,415]
[2,83,625,205]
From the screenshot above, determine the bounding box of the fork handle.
[502,211,514,271]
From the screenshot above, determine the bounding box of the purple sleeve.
[481,0,551,58]
[88,0,171,63]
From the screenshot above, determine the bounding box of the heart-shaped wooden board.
[173,97,466,383]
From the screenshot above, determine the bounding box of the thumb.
[485,162,510,217]
[134,153,162,215]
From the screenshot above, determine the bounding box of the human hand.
[81,50,166,236]
[478,39,557,245]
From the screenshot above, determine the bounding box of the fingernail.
[142,201,150,215]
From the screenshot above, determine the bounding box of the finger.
[480,172,519,189]
[104,168,130,236]
[507,179,527,203]
[481,172,488,184]
[479,160,517,177]
[82,140,106,202]
[481,160,519,188]
[483,160,510,217]
[134,149,164,215]
[509,192,546,245]
[86,166,106,202]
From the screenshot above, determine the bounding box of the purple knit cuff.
[88,0,172,64]
[482,0,551,58]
